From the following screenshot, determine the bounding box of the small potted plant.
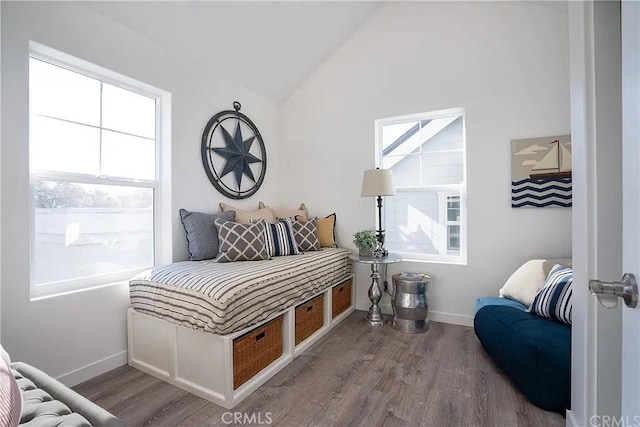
[353,230,377,257]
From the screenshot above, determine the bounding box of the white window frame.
[375,107,467,264]
[28,42,171,299]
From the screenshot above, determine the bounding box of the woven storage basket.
[295,295,324,345]
[332,280,352,318]
[233,316,283,389]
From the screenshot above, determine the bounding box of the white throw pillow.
[499,258,572,307]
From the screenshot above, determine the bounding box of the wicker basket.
[332,280,352,318]
[295,295,324,345]
[232,316,283,389]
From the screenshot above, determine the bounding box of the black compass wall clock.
[201,102,267,199]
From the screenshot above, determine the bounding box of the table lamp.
[361,168,396,255]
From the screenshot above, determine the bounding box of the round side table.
[350,253,402,326]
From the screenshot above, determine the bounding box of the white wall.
[1,1,279,383]
[279,1,572,324]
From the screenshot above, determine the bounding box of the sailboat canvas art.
[511,135,572,208]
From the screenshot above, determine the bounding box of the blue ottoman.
[474,298,571,412]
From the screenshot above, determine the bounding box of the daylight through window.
[377,108,466,263]
[29,52,161,297]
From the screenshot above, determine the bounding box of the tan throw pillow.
[220,202,275,224]
[499,258,572,307]
[317,213,337,248]
[258,202,308,219]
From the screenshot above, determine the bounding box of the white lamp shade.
[361,169,396,197]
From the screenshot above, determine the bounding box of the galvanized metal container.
[391,273,430,334]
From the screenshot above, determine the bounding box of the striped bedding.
[130,248,352,334]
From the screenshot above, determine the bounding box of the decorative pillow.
[528,264,573,325]
[289,217,321,252]
[179,209,235,261]
[317,213,337,248]
[214,218,269,262]
[499,258,572,307]
[219,203,275,224]
[263,218,299,257]
[259,202,308,220]
[0,344,22,427]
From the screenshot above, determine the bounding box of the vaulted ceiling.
[86,1,383,103]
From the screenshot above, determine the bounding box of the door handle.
[589,273,638,308]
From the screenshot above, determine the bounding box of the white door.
[621,0,640,419]
[569,1,640,426]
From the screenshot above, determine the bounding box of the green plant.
[353,230,377,249]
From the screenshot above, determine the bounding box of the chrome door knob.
[589,273,638,308]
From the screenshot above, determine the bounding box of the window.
[376,108,466,263]
[29,46,165,298]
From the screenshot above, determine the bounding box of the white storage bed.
[127,249,355,409]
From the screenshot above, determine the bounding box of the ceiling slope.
[86,1,382,103]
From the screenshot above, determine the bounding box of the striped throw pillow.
[264,218,299,257]
[528,264,573,325]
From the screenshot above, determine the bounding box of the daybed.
[127,247,354,409]
[473,259,572,412]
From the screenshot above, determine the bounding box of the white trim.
[569,1,598,424]
[429,310,473,327]
[56,350,128,387]
[377,302,473,327]
[375,106,466,127]
[566,409,578,427]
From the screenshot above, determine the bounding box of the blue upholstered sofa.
[474,297,571,412]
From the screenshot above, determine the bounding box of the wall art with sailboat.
[511,135,572,208]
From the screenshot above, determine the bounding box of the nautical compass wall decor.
[201,101,267,199]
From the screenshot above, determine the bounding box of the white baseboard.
[429,311,474,327]
[362,303,474,327]
[56,350,128,387]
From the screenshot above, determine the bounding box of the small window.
[29,47,165,298]
[376,108,466,263]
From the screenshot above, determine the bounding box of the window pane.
[101,130,155,180]
[448,225,460,251]
[33,181,154,285]
[421,116,463,153]
[381,121,420,152]
[385,154,421,187]
[385,189,460,256]
[102,83,156,139]
[421,152,463,185]
[447,197,460,222]
[29,58,100,126]
[30,115,100,174]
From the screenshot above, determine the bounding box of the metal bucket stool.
[391,273,430,333]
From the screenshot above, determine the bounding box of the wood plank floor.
[74,311,565,426]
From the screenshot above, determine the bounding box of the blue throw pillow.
[528,264,573,325]
[179,209,235,260]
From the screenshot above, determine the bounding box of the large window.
[376,108,466,263]
[29,48,163,298]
